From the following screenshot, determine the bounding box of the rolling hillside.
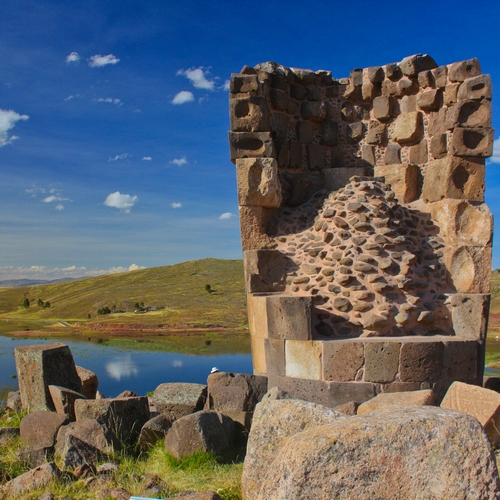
[0,258,247,329]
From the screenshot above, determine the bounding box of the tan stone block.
[357,390,434,414]
[244,249,285,293]
[450,127,494,158]
[322,341,364,382]
[457,74,492,100]
[392,111,423,143]
[372,96,393,121]
[251,336,267,374]
[417,70,435,88]
[422,157,485,203]
[381,79,400,97]
[362,82,377,101]
[429,199,492,247]
[365,66,384,83]
[364,341,400,383]
[431,65,448,88]
[366,120,386,145]
[247,294,269,339]
[449,294,490,340]
[444,83,460,106]
[323,167,367,191]
[380,382,422,393]
[229,132,275,163]
[361,145,375,166]
[265,338,286,376]
[446,100,491,130]
[236,158,281,208]
[417,89,442,111]
[442,340,479,380]
[239,206,277,251]
[399,54,437,77]
[400,94,417,113]
[427,108,447,136]
[384,143,401,164]
[441,381,500,445]
[230,96,270,133]
[448,58,481,82]
[430,133,447,159]
[230,74,259,94]
[285,340,322,380]
[408,140,428,165]
[442,246,492,293]
[265,295,312,340]
[374,163,420,203]
[399,341,444,383]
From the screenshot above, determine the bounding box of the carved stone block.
[392,111,423,143]
[230,96,270,132]
[229,132,275,163]
[449,127,494,157]
[236,158,281,208]
[374,163,420,203]
[285,340,322,380]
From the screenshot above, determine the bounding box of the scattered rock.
[152,382,207,420]
[2,462,61,498]
[76,365,99,399]
[20,411,67,448]
[357,389,435,414]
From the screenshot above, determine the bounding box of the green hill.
[0,258,247,329]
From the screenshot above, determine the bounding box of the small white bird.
[211,367,219,374]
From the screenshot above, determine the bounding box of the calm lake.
[0,325,253,400]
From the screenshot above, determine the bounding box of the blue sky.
[1,0,499,280]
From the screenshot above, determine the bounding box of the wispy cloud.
[88,54,120,68]
[104,191,138,213]
[66,52,81,64]
[170,157,188,166]
[172,91,194,105]
[109,153,130,162]
[64,95,81,101]
[171,202,182,208]
[222,80,230,91]
[55,204,64,211]
[142,156,152,161]
[42,194,69,203]
[218,212,236,220]
[177,67,216,90]
[26,187,46,197]
[490,138,500,164]
[0,109,29,147]
[95,97,123,106]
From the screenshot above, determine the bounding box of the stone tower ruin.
[228,54,493,406]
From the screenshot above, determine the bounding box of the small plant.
[205,284,212,293]
[22,298,29,309]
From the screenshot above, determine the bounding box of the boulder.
[57,434,111,470]
[15,343,83,411]
[55,418,115,456]
[76,365,98,399]
[151,382,207,420]
[357,389,435,414]
[164,410,235,460]
[208,372,268,412]
[1,462,61,498]
[242,399,344,499]
[246,406,500,500]
[20,411,67,448]
[6,390,21,412]
[48,385,86,421]
[74,396,149,446]
[17,444,53,468]
[138,413,174,450]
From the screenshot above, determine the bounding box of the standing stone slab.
[151,383,207,420]
[15,343,83,412]
[76,365,98,399]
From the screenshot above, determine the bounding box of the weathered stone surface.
[430,133,447,159]
[15,343,83,412]
[418,70,435,88]
[76,365,98,399]
[229,132,275,162]
[399,54,437,76]
[6,390,21,412]
[441,381,500,445]
[384,143,401,164]
[429,199,492,247]
[450,127,494,157]
[164,410,235,459]
[244,249,285,293]
[151,383,206,421]
[392,111,422,143]
[322,120,339,146]
[399,341,444,382]
[249,406,500,500]
[366,120,386,145]
[449,293,490,340]
[346,122,365,144]
[448,58,481,82]
[74,397,149,445]
[20,411,67,448]
[230,96,270,133]
[59,434,110,469]
[409,139,428,165]
[285,340,322,380]
[55,418,115,456]
[446,99,491,129]
[236,157,281,208]
[374,163,420,203]
[366,66,384,83]
[444,82,461,106]
[242,398,344,500]
[307,143,326,169]
[417,89,442,111]
[361,144,375,166]
[457,74,492,100]
[138,413,174,449]
[323,167,366,191]
[208,372,267,412]
[2,462,62,498]
[432,65,448,87]
[334,401,359,415]
[422,157,485,203]
[322,341,364,382]
[301,101,328,121]
[239,205,277,251]
[282,172,323,206]
[48,385,86,421]
[443,340,479,381]
[230,74,259,94]
[357,390,434,414]
[364,341,400,383]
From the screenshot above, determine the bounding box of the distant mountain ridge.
[0,277,77,287]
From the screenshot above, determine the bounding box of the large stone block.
[446,99,491,130]
[364,341,400,383]
[457,74,492,100]
[250,336,267,374]
[323,167,367,191]
[230,74,259,94]
[238,206,277,251]
[322,120,339,146]
[15,343,83,412]
[408,139,428,165]
[449,127,494,157]
[399,54,437,76]
[76,366,98,399]
[270,89,297,114]
[374,163,420,203]
[285,340,322,380]
[392,111,423,143]
[429,199,492,247]
[357,389,434,414]
[441,381,500,445]
[48,385,86,422]
[442,340,479,380]
[365,120,386,145]
[236,158,281,208]
[307,143,326,169]
[20,411,67,448]
[301,101,328,121]
[430,133,447,159]
[265,338,286,376]
[399,341,444,382]
[449,293,490,340]
[243,249,285,293]
[442,245,491,293]
[432,65,448,87]
[422,157,485,203]
[229,132,275,163]
[266,374,331,406]
[322,341,364,382]
[384,143,401,164]
[327,382,377,407]
[151,383,207,419]
[416,89,442,111]
[448,58,481,82]
[230,96,270,133]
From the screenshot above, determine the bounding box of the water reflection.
[105,355,139,381]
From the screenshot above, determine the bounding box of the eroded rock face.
[244,406,500,500]
[275,177,454,337]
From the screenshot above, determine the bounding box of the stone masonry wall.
[229,54,494,405]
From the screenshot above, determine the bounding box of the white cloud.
[142,156,152,161]
[177,67,216,90]
[171,202,182,208]
[66,52,81,64]
[0,109,29,147]
[109,153,130,162]
[104,191,138,213]
[26,187,46,197]
[55,204,64,211]
[88,54,120,68]
[170,157,188,166]
[219,212,236,220]
[222,80,230,91]
[490,138,500,164]
[172,91,194,105]
[64,94,81,101]
[42,195,69,203]
[128,264,143,271]
[95,97,123,106]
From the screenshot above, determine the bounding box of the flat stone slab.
[357,389,435,414]
[151,383,207,420]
